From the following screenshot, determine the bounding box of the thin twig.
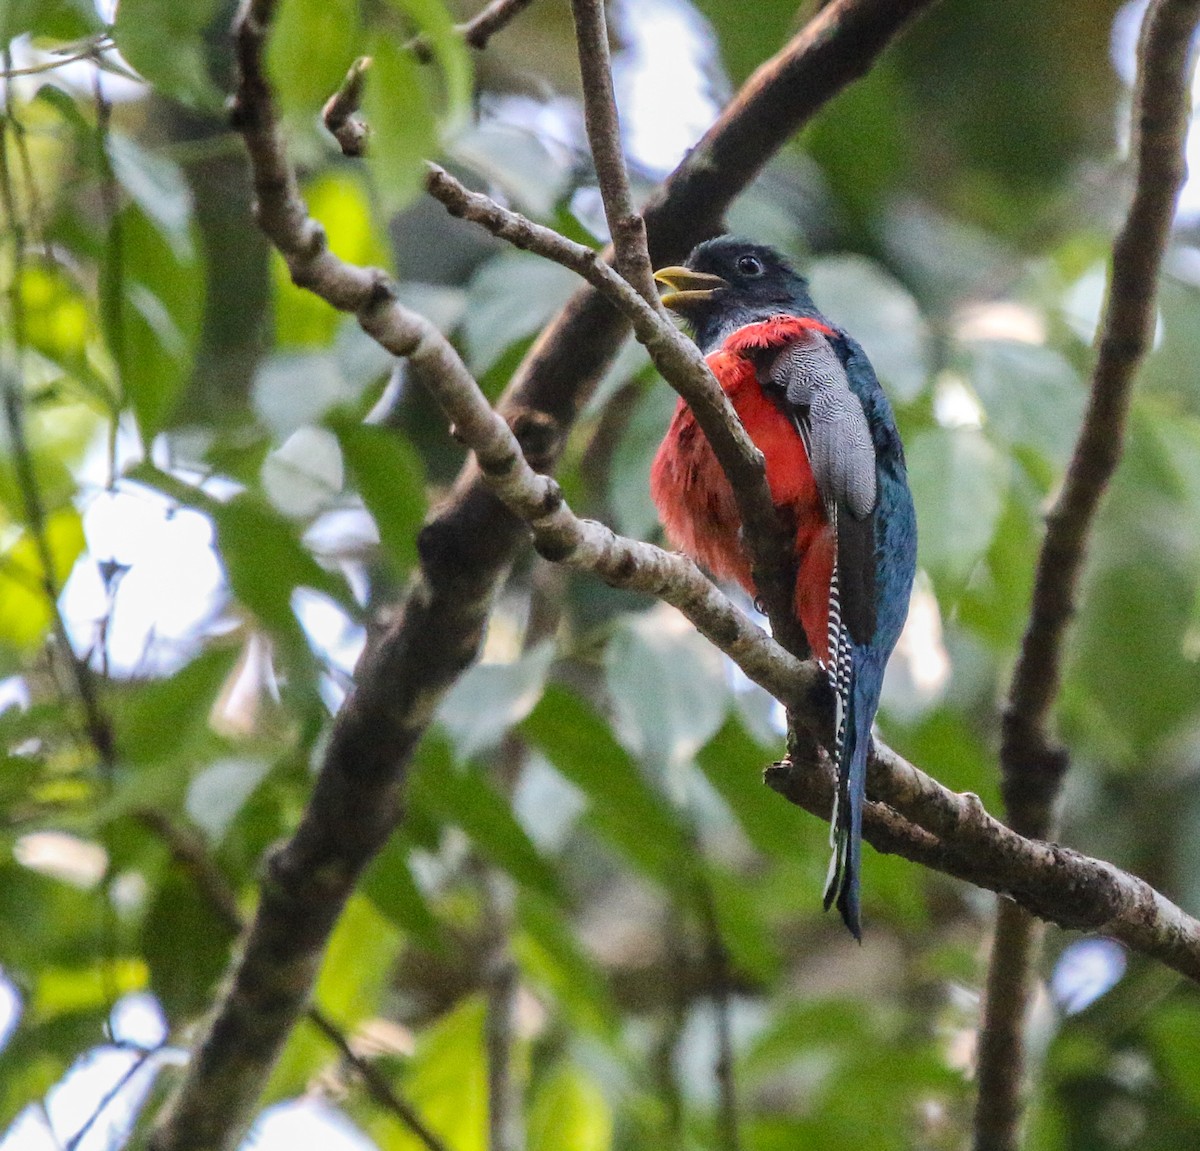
[478,869,519,1151]
[65,1044,163,1151]
[306,1010,451,1151]
[411,0,537,62]
[975,5,1200,1150]
[0,38,115,79]
[134,808,245,935]
[321,57,371,157]
[568,0,658,306]
[461,0,537,50]
[695,879,739,1151]
[654,909,689,1146]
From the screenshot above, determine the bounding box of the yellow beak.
[653,266,728,311]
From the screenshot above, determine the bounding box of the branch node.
[322,56,373,157]
[508,406,562,472]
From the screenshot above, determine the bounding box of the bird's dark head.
[654,236,819,352]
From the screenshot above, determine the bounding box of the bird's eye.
[736,255,763,276]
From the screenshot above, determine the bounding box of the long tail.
[823,648,882,940]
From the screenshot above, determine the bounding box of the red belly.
[649,346,834,664]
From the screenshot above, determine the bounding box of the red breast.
[650,318,836,663]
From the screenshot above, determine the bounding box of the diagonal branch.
[764,746,1200,983]
[977,5,1200,1149]
[411,0,537,61]
[1001,0,1200,831]
[425,165,805,655]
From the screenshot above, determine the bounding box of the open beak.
[653,266,728,311]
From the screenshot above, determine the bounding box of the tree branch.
[976,4,1200,1148]
[1002,0,1200,834]
[0,107,116,773]
[411,0,537,61]
[764,743,1200,983]
[568,0,659,306]
[425,164,806,662]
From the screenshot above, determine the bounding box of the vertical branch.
[0,95,116,771]
[479,868,520,1151]
[567,0,660,307]
[697,887,740,1151]
[974,3,1200,1149]
[655,909,689,1149]
[563,0,807,659]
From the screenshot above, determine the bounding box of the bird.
[649,235,917,938]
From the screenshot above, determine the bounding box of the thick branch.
[140,806,449,1151]
[764,744,1200,983]
[977,6,1200,1150]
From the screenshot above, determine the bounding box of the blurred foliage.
[3,1,1200,1150]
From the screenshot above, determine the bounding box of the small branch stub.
[322,56,372,157]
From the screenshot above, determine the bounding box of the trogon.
[649,236,917,939]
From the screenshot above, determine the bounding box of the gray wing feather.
[766,337,876,520]
[762,332,879,647]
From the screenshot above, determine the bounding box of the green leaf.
[705,864,780,982]
[604,607,730,773]
[906,425,1008,584]
[106,133,196,260]
[0,507,84,651]
[1149,1002,1200,1112]
[266,0,361,129]
[185,757,272,843]
[331,416,427,574]
[515,892,616,1039]
[385,0,472,130]
[18,260,102,389]
[362,834,445,953]
[141,868,234,1019]
[212,493,353,626]
[387,996,489,1151]
[450,121,570,218]
[521,687,692,891]
[965,338,1084,471]
[807,255,929,404]
[528,1063,614,1151]
[252,351,357,432]
[261,426,345,519]
[438,641,555,761]
[410,738,563,904]
[610,382,678,541]
[362,35,437,216]
[696,719,798,860]
[111,0,223,109]
[102,204,205,439]
[116,647,237,767]
[1,0,101,41]
[463,251,579,374]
